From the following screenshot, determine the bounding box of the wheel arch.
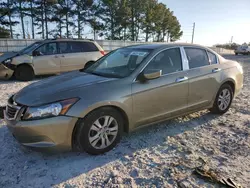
[211,79,236,104]
[16,63,34,71]
[71,105,130,150]
[221,79,235,94]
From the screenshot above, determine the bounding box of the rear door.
[32,42,61,75]
[59,41,102,72]
[184,47,221,111]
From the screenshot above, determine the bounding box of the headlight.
[2,58,12,64]
[23,98,79,120]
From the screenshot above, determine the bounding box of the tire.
[14,65,35,81]
[74,107,124,155]
[210,84,233,114]
[235,53,238,55]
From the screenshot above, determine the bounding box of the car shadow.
[0,110,219,187]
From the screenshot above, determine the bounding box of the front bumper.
[5,112,78,152]
[0,63,13,79]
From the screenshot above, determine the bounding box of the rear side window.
[184,48,210,69]
[70,42,83,53]
[59,42,99,53]
[207,51,217,64]
[81,42,99,52]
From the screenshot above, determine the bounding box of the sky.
[161,0,250,46]
[16,0,250,47]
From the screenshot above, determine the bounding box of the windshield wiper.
[84,70,122,78]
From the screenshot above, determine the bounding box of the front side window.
[85,48,152,78]
[207,51,217,64]
[35,43,57,55]
[185,48,210,69]
[144,48,183,75]
[20,42,42,55]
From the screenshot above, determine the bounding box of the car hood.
[0,52,19,63]
[13,71,116,106]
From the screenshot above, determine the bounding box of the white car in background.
[234,45,250,55]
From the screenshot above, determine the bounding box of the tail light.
[100,50,106,56]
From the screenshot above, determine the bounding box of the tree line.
[0,0,183,42]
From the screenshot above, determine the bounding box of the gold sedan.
[5,44,243,155]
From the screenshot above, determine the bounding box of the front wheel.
[74,107,124,155]
[210,84,233,114]
[14,65,35,81]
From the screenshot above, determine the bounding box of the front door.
[132,47,189,127]
[32,42,61,75]
[184,47,221,111]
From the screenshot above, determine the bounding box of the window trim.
[184,46,211,69]
[133,47,186,82]
[206,50,219,64]
[33,42,59,56]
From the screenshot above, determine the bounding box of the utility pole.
[230,36,233,44]
[191,22,195,44]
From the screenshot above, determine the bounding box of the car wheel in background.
[14,65,35,81]
[74,107,124,155]
[210,84,233,114]
[235,53,238,55]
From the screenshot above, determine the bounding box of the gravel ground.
[0,55,249,188]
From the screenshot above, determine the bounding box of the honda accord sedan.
[4,44,243,155]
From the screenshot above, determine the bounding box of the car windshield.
[85,48,152,78]
[19,42,42,54]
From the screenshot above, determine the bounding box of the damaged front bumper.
[0,63,14,80]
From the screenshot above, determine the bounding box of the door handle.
[176,76,188,83]
[61,55,65,57]
[54,55,59,58]
[212,68,221,73]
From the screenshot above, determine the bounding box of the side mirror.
[79,60,96,72]
[84,60,96,69]
[137,69,162,82]
[32,50,42,56]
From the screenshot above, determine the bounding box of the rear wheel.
[74,107,124,155]
[210,84,233,114]
[14,65,35,81]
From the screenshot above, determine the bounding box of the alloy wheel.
[217,88,231,111]
[88,116,118,149]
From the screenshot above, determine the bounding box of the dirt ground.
[0,55,249,188]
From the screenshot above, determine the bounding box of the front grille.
[6,105,19,119]
[5,96,23,120]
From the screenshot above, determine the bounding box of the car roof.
[124,43,209,50]
[42,38,95,43]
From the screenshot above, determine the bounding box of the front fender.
[11,55,33,67]
[66,98,133,129]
